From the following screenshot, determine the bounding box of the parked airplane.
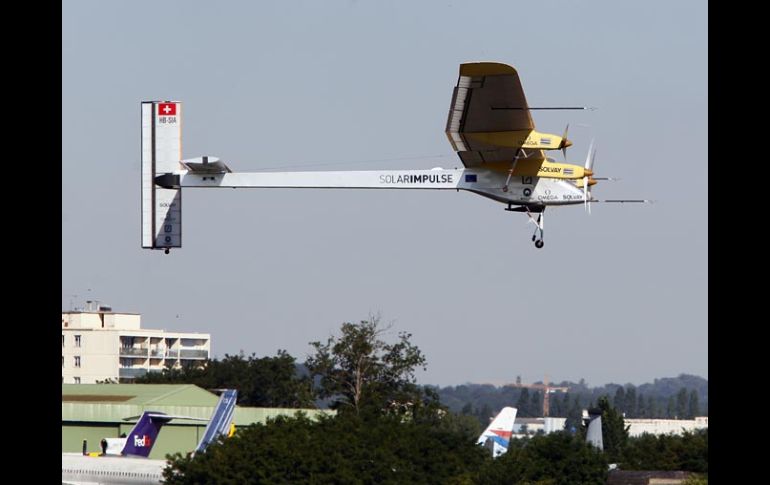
[583,408,604,451]
[194,389,238,454]
[62,389,237,485]
[477,406,518,457]
[141,63,648,253]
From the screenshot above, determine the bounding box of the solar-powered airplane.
[142,62,647,251]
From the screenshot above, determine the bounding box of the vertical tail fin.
[141,101,182,252]
[477,406,518,457]
[120,412,175,457]
[584,409,604,451]
[194,389,238,454]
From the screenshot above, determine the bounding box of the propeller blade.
[590,142,596,214]
[561,123,570,160]
[584,139,595,169]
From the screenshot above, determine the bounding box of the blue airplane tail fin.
[194,389,238,453]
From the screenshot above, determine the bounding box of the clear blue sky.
[62,0,707,387]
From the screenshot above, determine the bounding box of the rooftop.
[62,384,214,406]
[62,384,332,424]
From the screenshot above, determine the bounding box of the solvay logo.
[133,434,152,447]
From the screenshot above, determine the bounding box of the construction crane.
[506,375,569,417]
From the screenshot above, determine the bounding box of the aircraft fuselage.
[162,167,590,208]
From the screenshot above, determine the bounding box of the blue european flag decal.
[465,174,477,182]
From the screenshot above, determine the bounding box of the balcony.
[149,349,166,358]
[119,347,148,357]
[179,349,208,359]
[118,368,148,378]
[166,350,179,358]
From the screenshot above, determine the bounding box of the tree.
[479,432,608,485]
[306,316,428,416]
[516,388,531,417]
[622,429,708,473]
[437,411,483,442]
[636,392,646,418]
[595,395,629,463]
[461,402,473,416]
[676,388,688,420]
[613,386,626,415]
[565,395,583,433]
[667,396,676,418]
[530,390,543,417]
[164,412,489,485]
[688,390,700,418]
[477,403,493,428]
[624,386,637,418]
[647,395,657,418]
[135,351,314,407]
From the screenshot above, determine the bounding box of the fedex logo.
[133,434,152,447]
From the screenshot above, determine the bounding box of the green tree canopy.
[516,388,531,417]
[613,386,626,414]
[564,395,583,432]
[479,432,608,485]
[163,412,489,485]
[688,390,700,419]
[624,387,637,417]
[306,316,429,417]
[676,388,689,419]
[135,350,314,407]
[595,396,629,463]
[623,429,708,474]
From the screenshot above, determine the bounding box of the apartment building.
[62,303,210,383]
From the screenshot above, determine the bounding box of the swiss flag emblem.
[158,103,176,116]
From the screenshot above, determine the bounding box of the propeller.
[583,139,596,214]
[560,124,571,160]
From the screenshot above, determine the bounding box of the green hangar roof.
[62,384,217,406]
[62,384,332,425]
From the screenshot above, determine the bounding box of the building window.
[62,356,64,368]
[75,335,81,347]
[74,377,80,384]
[74,356,81,368]
[62,335,65,347]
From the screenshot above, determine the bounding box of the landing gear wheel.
[535,240,544,249]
